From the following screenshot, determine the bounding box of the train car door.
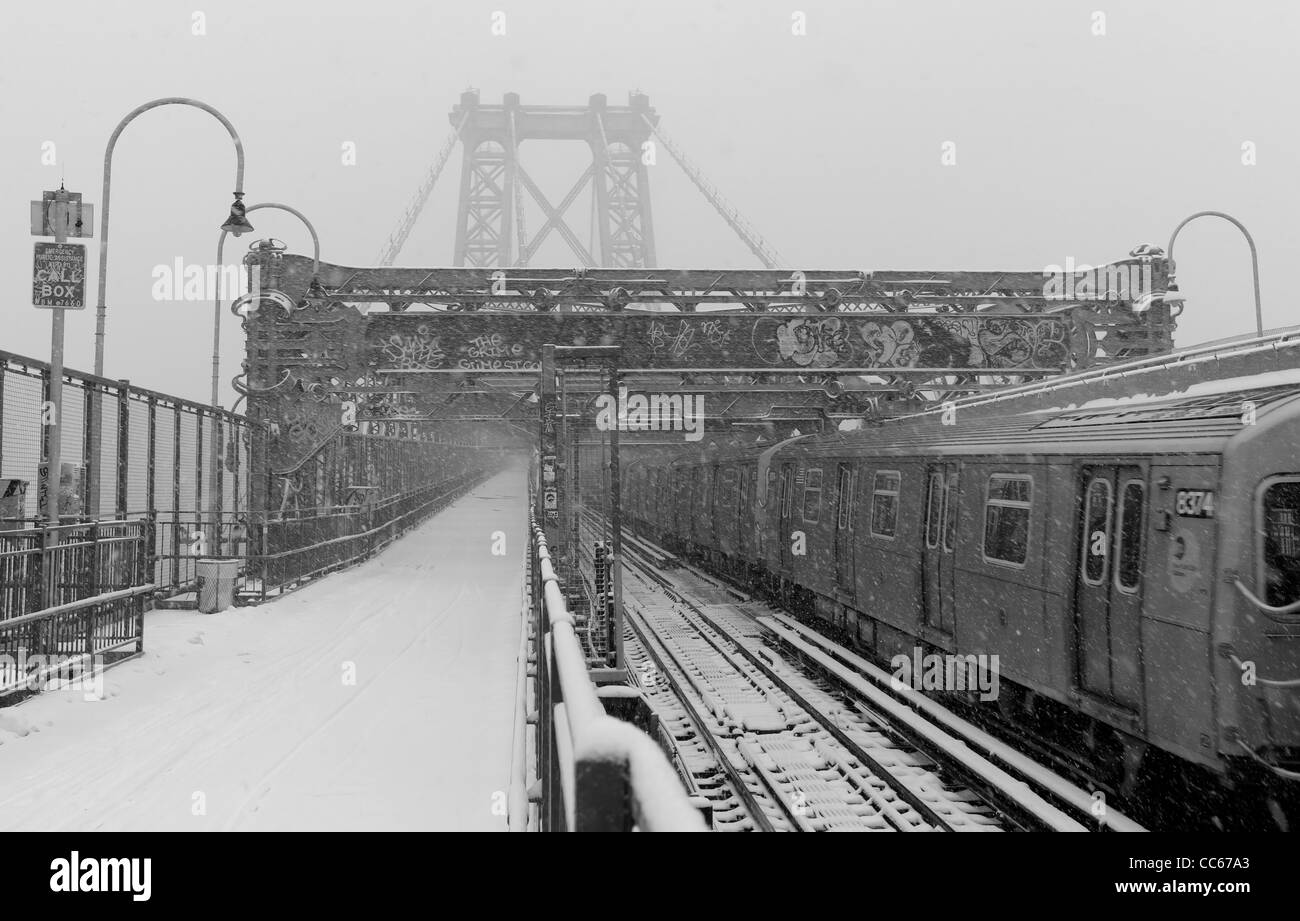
[778,463,795,570]
[1074,465,1145,712]
[922,464,958,635]
[834,463,856,594]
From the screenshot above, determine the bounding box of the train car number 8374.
[1175,489,1215,518]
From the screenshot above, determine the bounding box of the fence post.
[144,511,157,602]
[82,383,94,521]
[146,395,157,596]
[172,403,182,592]
[195,406,204,556]
[35,526,48,614]
[116,381,130,520]
[215,416,225,556]
[88,520,100,599]
[84,594,94,659]
[139,514,152,653]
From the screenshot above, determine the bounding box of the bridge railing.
[0,347,249,609]
[0,519,154,617]
[527,509,704,832]
[0,520,154,702]
[241,469,487,602]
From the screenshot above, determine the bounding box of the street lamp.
[88,97,248,521]
[212,202,321,408]
[94,97,249,376]
[1167,210,1263,337]
[209,204,322,545]
[221,194,255,237]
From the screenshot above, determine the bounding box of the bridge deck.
[0,470,528,831]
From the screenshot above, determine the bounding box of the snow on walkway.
[0,468,528,831]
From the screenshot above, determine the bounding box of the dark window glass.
[944,473,959,551]
[871,471,900,538]
[837,466,853,529]
[1116,481,1144,591]
[926,474,943,548]
[1263,481,1300,606]
[983,475,1031,566]
[1082,478,1112,584]
[803,468,823,523]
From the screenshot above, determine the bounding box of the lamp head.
[222,193,254,237]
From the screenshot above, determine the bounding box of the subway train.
[622,360,1300,819]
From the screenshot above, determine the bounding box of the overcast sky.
[3,0,1296,406]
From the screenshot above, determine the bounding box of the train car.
[624,367,1300,809]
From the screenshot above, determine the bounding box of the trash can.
[196,558,238,613]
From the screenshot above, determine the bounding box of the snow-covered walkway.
[0,468,528,831]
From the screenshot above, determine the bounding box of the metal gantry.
[236,246,1179,511]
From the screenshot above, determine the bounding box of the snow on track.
[0,469,528,832]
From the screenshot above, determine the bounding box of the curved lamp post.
[88,97,250,521]
[209,204,322,533]
[1167,210,1263,337]
[94,97,251,377]
[213,202,321,407]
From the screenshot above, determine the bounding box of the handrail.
[1233,579,1300,619]
[1224,651,1300,689]
[1236,739,1300,782]
[896,325,1300,421]
[529,510,704,831]
[1,584,156,629]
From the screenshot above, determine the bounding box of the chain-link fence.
[0,347,249,608]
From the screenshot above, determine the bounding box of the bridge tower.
[450,90,658,269]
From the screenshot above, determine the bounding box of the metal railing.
[0,519,153,616]
[527,508,704,831]
[241,470,487,602]
[0,347,248,609]
[0,519,154,701]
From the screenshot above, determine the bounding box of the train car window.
[1082,478,1112,586]
[943,473,959,552]
[779,468,793,518]
[871,470,901,539]
[983,474,1032,567]
[1261,478,1300,607]
[767,469,777,509]
[803,468,823,523]
[739,466,750,514]
[837,466,852,529]
[1116,480,1144,593]
[926,473,943,548]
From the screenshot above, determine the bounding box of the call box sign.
[32,242,86,309]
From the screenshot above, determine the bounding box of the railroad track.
[577,512,1089,832]
[578,509,1143,832]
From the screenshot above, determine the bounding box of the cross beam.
[239,248,1178,489]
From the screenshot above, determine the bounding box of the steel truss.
[239,248,1177,489]
[450,90,657,269]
